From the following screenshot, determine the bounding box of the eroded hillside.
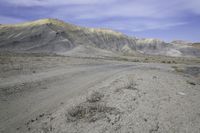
[0,18,200,57]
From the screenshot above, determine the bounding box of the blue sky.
[0,0,199,42]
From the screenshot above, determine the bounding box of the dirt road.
[0,58,200,133]
[0,63,134,132]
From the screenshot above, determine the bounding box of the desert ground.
[0,53,200,133]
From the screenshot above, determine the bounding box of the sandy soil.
[0,55,200,133]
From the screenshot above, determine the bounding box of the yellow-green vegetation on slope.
[0,18,134,54]
[1,18,200,57]
[0,18,68,28]
[0,18,124,37]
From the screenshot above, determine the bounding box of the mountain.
[0,18,200,57]
[170,40,200,57]
[171,40,193,45]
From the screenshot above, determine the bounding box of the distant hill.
[192,43,200,49]
[0,18,200,57]
[171,40,193,45]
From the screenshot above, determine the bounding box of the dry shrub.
[66,102,116,122]
[172,66,184,73]
[86,91,104,103]
[161,61,166,63]
[115,75,137,93]
[124,75,137,90]
[66,91,120,122]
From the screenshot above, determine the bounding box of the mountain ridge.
[0,18,125,37]
[0,18,200,57]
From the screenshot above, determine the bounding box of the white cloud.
[92,19,187,32]
[1,0,199,32]
[2,0,113,6]
[3,0,200,18]
[45,0,200,22]
[131,22,187,32]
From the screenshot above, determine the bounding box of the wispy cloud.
[0,0,200,41]
[1,0,113,6]
[3,0,200,17]
[80,18,187,32]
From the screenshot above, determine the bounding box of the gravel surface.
[0,56,200,133]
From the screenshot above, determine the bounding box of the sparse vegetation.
[161,61,166,63]
[66,102,108,122]
[167,61,171,64]
[1,18,200,133]
[111,54,200,64]
[86,91,104,103]
[66,90,119,122]
[172,66,184,73]
[117,75,138,91]
[125,75,137,90]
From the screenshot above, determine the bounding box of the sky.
[0,0,200,42]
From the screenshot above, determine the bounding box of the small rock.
[187,81,196,86]
[177,92,186,96]
[39,113,45,118]
[153,76,157,79]
[144,118,148,122]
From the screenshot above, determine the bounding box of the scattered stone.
[39,113,45,118]
[144,118,148,122]
[32,70,36,73]
[177,92,186,96]
[187,80,196,86]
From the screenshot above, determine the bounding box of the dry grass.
[86,91,104,103]
[115,75,137,93]
[66,102,117,122]
[66,91,119,122]
[114,54,200,65]
[172,66,184,73]
[124,75,137,90]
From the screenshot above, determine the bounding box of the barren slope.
[1,18,200,57]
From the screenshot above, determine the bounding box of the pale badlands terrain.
[0,54,200,133]
[0,19,200,133]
